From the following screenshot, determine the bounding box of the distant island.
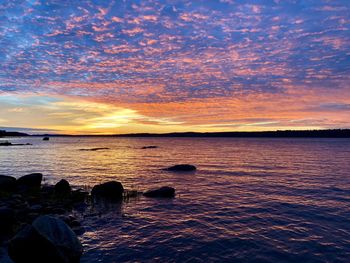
[113,129,350,138]
[0,130,29,137]
[2,129,350,138]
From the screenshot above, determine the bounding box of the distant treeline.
[2,129,350,138]
[0,130,29,137]
[113,129,350,138]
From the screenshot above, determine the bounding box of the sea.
[1,136,350,262]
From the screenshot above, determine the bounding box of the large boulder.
[165,164,197,172]
[0,175,17,192]
[54,179,71,196]
[0,208,16,236]
[9,215,82,263]
[143,186,175,198]
[0,247,14,263]
[91,181,124,200]
[17,173,42,189]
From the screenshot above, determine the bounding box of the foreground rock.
[55,179,71,196]
[0,175,17,191]
[0,208,16,237]
[9,215,82,263]
[143,186,175,198]
[164,164,197,172]
[91,181,124,200]
[17,173,42,189]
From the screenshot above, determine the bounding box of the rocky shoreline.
[0,165,195,262]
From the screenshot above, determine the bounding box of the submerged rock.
[9,215,83,263]
[164,164,197,172]
[17,173,42,189]
[54,179,71,196]
[91,181,124,200]
[43,137,49,141]
[79,147,109,151]
[141,146,158,149]
[0,175,17,192]
[143,186,175,198]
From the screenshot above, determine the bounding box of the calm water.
[1,137,350,262]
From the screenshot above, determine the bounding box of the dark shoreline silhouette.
[0,130,29,137]
[2,129,350,138]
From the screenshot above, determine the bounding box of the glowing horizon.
[0,0,349,134]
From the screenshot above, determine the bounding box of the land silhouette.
[2,129,350,138]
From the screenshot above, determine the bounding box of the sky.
[0,0,349,134]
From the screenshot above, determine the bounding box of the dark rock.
[17,173,42,189]
[91,181,124,200]
[165,164,197,172]
[0,142,32,146]
[0,175,16,192]
[51,208,67,215]
[79,147,109,151]
[70,220,81,228]
[54,179,71,196]
[72,226,85,235]
[71,189,88,203]
[9,215,83,263]
[143,186,175,198]
[0,208,16,236]
[73,202,88,212]
[0,247,14,263]
[42,137,49,141]
[0,141,12,146]
[141,145,158,149]
[26,213,40,222]
[29,205,42,212]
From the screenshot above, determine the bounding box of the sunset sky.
[0,0,349,134]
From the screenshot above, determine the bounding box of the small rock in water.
[165,164,197,172]
[79,147,110,151]
[143,186,175,198]
[141,145,158,149]
[91,181,124,200]
[16,173,42,189]
[9,215,83,263]
[54,179,71,196]
[0,175,17,192]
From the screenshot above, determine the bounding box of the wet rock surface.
[1,174,174,262]
[17,173,43,189]
[55,179,71,196]
[91,181,124,200]
[9,215,83,263]
[0,175,17,192]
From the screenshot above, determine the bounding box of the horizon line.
[2,128,350,138]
